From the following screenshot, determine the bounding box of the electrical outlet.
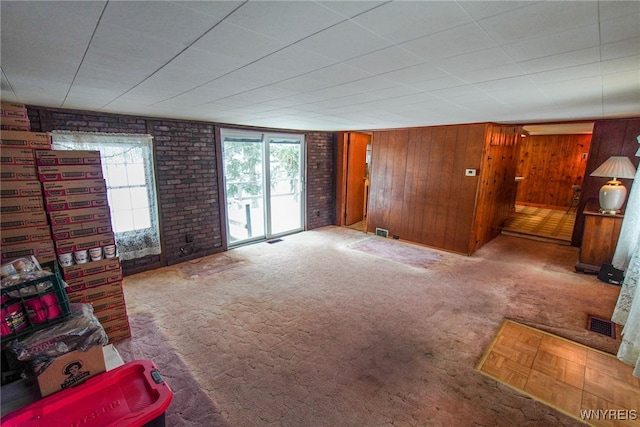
[186,234,193,243]
[465,169,477,177]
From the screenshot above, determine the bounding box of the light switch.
[465,169,477,176]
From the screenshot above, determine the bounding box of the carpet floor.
[115,226,626,426]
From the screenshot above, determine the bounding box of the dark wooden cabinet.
[575,200,623,273]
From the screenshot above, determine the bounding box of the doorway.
[221,129,305,247]
[336,132,371,231]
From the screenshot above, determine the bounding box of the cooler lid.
[1,359,173,427]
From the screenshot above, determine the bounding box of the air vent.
[375,228,389,238]
[587,315,616,338]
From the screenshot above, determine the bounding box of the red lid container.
[1,360,173,426]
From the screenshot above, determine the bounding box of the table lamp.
[590,156,637,214]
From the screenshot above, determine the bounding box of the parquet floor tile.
[476,320,640,426]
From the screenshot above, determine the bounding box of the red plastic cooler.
[1,359,172,427]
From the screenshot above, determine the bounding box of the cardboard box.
[51,218,113,240]
[0,196,44,214]
[48,206,111,226]
[96,306,128,326]
[0,131,51,149]
[0,211,49,229]
[1,225,52,245]
[45,192,109,212]
[107,322,131,344]
[55,232,115,254]
[85,292,126,313]
[0,240,56,264]
[1,147,35,165]
[0,117,30,131]
[62,257,120,280]
[33,345,106,397]
[35,150,101,166]
[42,179,107,197]
[0,180,43,198]
[37,164,103,181]
[66,282,123,303]
[0,164,38,180]
[0,103,28,118]
[65,269,123,292]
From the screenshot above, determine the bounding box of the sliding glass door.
[221,129,305,247]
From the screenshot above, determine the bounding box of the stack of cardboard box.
[0,103,30,131]
[35,150,131,344]
[0,107,55,264]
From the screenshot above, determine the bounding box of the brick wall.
[306,132,336,229]
[27,107,336,274]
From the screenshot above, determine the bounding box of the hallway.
[502,205,576,245]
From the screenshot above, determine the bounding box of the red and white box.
[48,206,111,226]
[66,281,123,303]
[35,150,101,166]
[45,192,109,212]
[0,131,51,149]
[0,240,56,264]
[1,148,35,165]
[54,232,115,254]
[0,196,44,214]
[42,179,107,197]
[64,269,123,292]
[0,117,30,131]
[0,211,49,229]
[1,226,52,245]
[51,218,113,240]
[61,257,121,280]
[0,103,28,118]
[0,180,43,198]
[1,164,38,181]
[37,164,103,182]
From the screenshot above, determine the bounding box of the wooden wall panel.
[515,134,591,209]
[368,124,486,254]
[572,118,640,246]
[471,125,520,254]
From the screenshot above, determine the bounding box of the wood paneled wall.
[367,123,514,255]
[572,117,640,247]
[515,134,591,209]
[471,125,520,253]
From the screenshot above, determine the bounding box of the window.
[51,131,161,261]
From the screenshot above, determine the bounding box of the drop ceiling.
[1,1,639,131]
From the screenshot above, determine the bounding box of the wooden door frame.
[335,131,372,226]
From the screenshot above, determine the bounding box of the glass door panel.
[268,137,303,235]
[222,136,266,246]
[222,130,305,248]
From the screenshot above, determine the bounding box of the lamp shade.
[590,156,637,214]
[590,156,636,179]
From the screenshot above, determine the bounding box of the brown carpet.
[115,226,624,426]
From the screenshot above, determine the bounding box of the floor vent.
[375,228,389,238]
[587,315,616,338]
[266,238,283,244]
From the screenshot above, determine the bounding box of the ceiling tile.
[502,25,600,63]
[600,13,640,44]
[601,37,640,61]
[351,1,471,44]
[477,1,598,44]
[101,2,222,46]
[457,1,537,21]
[192,21,288,62]
[224,1,345,44]
[516,47,600,74]
[316,1,386,19]
[346,46,424,75]
[294,21,392,62]
[401,23,498,61]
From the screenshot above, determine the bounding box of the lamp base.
[598,208,621,215]
[599,180,627,214]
